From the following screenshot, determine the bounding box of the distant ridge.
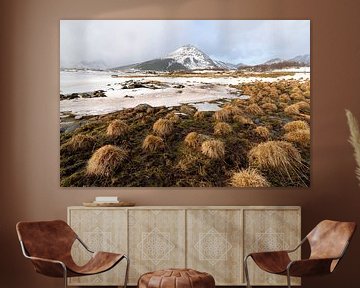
[64,45,310,72]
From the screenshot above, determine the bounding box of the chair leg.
[244,255,252,288]
[62,265,68,288]
[286,269,291,288]
[123,255,130,288]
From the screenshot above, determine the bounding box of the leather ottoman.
[138,268,215,288]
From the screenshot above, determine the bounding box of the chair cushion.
[138,269,215,288]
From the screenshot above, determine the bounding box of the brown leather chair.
[244,220,356,288]
[16,220,129,288]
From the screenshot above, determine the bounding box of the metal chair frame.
[244,237,349,288]
[19,234,129,288]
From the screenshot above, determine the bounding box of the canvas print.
[60,20,310,187]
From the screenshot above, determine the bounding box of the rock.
[74,115,83,120]
[60,122,81,133]
[134,104,153,112]
[124,95,134,98]
[173,84,185,89]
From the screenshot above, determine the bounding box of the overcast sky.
[60,20,310,68]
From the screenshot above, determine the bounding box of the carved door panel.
[186,209,243,285]
[243,209,301,286]
[128,209,186,284]
[68,208,128,286]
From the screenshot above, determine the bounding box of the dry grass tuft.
[284,129,310,146]
[279,94,291,102]
[254,126,270,139]
[142,135,165,152]
[230,168,270,187]
[290,92,305,101]
[296,101,310,111]
[201,140,225,159]
[62,134,95,151]
[245,103,264,115]
[180,105,196,115]
[346,110,360,185]
[213,108,232,122]
[284,104,300,115]
[194,111,206,120]
[248,141,302,177]
[165,112,181,123]
[153,118,174,137]
[184,132,209,149]
[233,115,253,125]
[86,145,128,176]
[261,103,277,112]
[214,122,233,135]
[284,120,310,132]
[106,119,129,137]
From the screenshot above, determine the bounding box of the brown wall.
[1,0,360,287]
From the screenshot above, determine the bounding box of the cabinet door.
[243,209,301,286]
[68,208,127,286]
[187,209,243,285]
[128,209,186,284]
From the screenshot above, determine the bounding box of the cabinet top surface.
[68,205,301,210]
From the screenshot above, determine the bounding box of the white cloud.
[60,20,310,67]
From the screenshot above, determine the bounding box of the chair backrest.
[307,220,356,261]
[16,220,77,261]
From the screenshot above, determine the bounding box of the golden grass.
[142,135,165,152]
[165,112,181,123]
[284,104,300,115]
[261,103,277,112]
[184,132,209,149]
[153,118,174,137]
[194,111,206,120]
[346,110,360,185]
[233,115,253,125]
[201,139,225,159]
[284,120,310,132]
[290,92,305,101]
[106,119,129,137]
[86,145,128,176]
[245,103,264,115]
[177,153,200,171]
[62,134,95,151]
[180,105,195,115]
[284,129,310,146]
[296,101,310,111]
[230,168,270,187]
[214,122,233,135]
[279,94,291,102]
[213,108,232,122]
[223,104,242,115]
[248,141,302,177]
[254,126,270,139]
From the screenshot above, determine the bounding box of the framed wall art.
[60,20,310,187]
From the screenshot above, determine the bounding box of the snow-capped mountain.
[62,60,108,70]
[288,54,310,65]
[213,59,238,70]
[112,45,310,72]
[264,58,284,65]
[166,44,218,70]
[113,45,238,71]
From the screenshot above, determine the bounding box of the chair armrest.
[25,255,67,278]
[287,258,336,277]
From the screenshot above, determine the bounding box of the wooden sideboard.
[67,206,301,286]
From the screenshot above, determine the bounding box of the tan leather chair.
[244,220,356,288]
[16,220,129,288]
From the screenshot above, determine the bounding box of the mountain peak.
[167,44,217,70]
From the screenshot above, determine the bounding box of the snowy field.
[60,70,310,117]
